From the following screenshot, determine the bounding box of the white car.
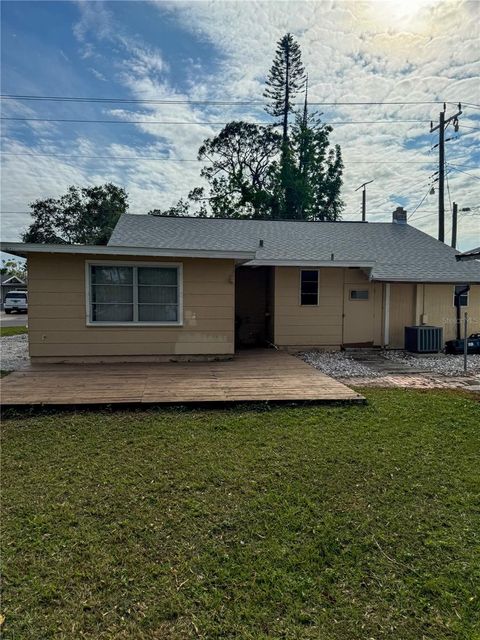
[4,290,28,314]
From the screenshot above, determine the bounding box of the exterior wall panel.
[274,267,344,347]
[389,283,416,348]
[28,253,235,361]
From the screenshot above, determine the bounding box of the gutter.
[0,242,256,262]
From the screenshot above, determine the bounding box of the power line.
[0,151,199,162]
[0,93,468,106]
[0,211,442,220]
[0,116,438,126]
[446,164,480,181]
[408,186,432,220]
[0,151,459,164]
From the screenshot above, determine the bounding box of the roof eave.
[245,259,376,268]
[0,242,256,262]
[372,276,480,283]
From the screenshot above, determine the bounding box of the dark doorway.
[235,266,274,348]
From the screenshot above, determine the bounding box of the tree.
[1,258,27,281]
[148,197,208,218]
[194,121,281,218]
[287,92,344,220]
[155,34,343,221]
[22,183,128,245]
[264,33,306,142]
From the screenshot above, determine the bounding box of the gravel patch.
[301,350,381,378]
[1,334,29,371]
[382,351,480,376]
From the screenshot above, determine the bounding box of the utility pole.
[451,201,458,248]
[355,179,374,222]
[430,103,462,243]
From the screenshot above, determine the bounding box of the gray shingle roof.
[108,214,480,282]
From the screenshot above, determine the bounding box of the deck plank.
[1,349,364,406]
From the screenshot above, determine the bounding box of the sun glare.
[365,0,440,29]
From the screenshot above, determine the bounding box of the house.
[1,273,27,309]
[456,246,480,262]
[1,207,480,363]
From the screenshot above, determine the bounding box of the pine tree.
[289,84,344,221]
[264,33,306,142]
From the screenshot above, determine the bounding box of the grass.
[0,325,27,337]
[2,389,479,640]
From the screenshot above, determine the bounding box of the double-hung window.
[453,284,469,307]
[300,270,319,306]
[87,262,182,325]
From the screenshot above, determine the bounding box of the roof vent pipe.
[393,206,407,224]
[259,239,264,247]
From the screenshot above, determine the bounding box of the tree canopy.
[1,258,27,281]
[150,34,344,222]
[264,32,306,142]
[23,183,128,245]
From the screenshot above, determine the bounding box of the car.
[4,290,28,314]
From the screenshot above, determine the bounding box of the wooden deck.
[0,349,364,407]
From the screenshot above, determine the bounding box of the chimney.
[392,206,407,224]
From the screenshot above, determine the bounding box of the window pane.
[454,285,469,307]
[138,267,177,286]
[350,290,369,300]
[138,285,177,304]
[91,266,133,285]
[91,284,133,304]
[301,270,318,283]
[138,304,178,322]
[301,293,318,306]
[301,270,318,305]
[302,281,318,295]
[92,303,133,322]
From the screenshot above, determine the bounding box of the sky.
[1,0,479,251]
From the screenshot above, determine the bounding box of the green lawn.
[0,325,27,337]
[2,389,479,640]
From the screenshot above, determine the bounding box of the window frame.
[85,260,183,326]
[349,289,370,301]
[453,284,469,308]
[299,269,320,307]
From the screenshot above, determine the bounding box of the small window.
[350,289,369,301]
[88,263,181,324]
[300,270,319,306]
[453,285,469,307]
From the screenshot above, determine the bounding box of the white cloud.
[89,67,107,81]
[1,0,479,251]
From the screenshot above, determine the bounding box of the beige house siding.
[417,283,480,342]
[27,254,480,359]
[388,283,480,348]
[389,283,416,348]
[343,269,384,346]
[274,267,343,347]
[27,253,235,361]
[273,267,385,348]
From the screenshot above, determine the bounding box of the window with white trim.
[300,270,319,305]
[453,284,469,307]
[88,263,181,324]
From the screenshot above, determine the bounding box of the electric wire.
[0,94,470,106]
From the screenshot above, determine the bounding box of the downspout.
[455,285,470,340]
[383,283,390,347]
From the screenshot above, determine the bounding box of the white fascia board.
[244,259,376,268]
[1,275,25,285]
[372,276,480,283]
[0,242,256,261]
